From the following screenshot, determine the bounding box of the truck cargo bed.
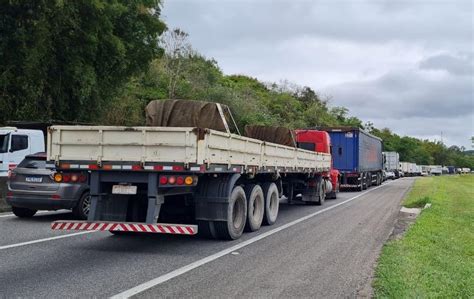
[48,126,331,173]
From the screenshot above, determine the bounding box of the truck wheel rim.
[232,198,244,229]
[253,195,262,217]
[269,192,278,215]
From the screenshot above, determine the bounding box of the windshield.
[0,134,9,153]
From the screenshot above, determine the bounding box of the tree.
[160,28,192,99]
[0,0,166,124]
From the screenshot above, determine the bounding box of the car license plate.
[112,185,137,195]
[25,177,43,183]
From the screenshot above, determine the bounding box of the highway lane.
[0,178,413,298]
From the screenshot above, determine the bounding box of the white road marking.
[111,181,394,299]
[0,210,70,218]
[0,231,97,250]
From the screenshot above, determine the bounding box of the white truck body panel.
[383,151,399,171]
[47,126,331,172]
[400,162,419,175]
[429,165,442,175]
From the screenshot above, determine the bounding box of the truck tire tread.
[244,184,264,232]
[262,182,279,226]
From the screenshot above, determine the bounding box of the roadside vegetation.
[374,175,474,298]
[1,1,472,169]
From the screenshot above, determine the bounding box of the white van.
[0,127,45,177]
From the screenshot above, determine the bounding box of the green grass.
[374,175,474,298]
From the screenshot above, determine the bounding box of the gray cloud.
[324,68,473,118]
[419,53,474,76]
[162,0,474,148]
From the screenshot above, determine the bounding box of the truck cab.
[0,127,45,177]
[295,129,340,199]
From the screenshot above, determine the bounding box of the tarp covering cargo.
[146,99,231,132]
[244,125,296,147]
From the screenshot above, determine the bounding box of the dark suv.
[6,153,90,219]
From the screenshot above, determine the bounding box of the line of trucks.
[382,151,470,178]
[0,99,447,240]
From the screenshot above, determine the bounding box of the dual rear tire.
[200,182,280,240]
[244,184,265,232]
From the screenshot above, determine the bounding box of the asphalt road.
[0,178,414,298]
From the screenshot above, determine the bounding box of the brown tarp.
[145,99,229,132]
[244,125,296,147]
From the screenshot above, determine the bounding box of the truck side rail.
[48,126,331,173]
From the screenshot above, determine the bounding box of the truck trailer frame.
[47,125,331,240]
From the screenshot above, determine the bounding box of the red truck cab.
[295,130,340,199]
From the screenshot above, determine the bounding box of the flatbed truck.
[46,103,332,240]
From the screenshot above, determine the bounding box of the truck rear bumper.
[51,220,198,235]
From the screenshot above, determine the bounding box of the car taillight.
[176,176,184,185]
[168,176,176,185]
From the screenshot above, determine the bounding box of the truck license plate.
[26,177,43,183]
[112,185,137,195]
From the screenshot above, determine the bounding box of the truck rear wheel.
[213,186,247,240]
[244,184,264,232]
[12,206,37,218]
[262,182,279,226]
[198,220,217,239]
[317,180,326,205]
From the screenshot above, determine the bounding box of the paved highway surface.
[0,178,414,298]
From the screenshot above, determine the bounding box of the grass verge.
[374,175,474,298]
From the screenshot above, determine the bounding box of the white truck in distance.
[0,127,44,177]
[46,100,333,240]
[400,162,421,176]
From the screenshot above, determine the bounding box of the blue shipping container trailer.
[322,127,383,191]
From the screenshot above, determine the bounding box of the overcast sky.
[162,0,474,148]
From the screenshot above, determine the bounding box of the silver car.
[6,152,90,219]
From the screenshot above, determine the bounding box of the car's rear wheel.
[73,192,90,220]
[12,206,37,218]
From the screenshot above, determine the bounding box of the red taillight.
[62,174,71,183]
[173,165,184,171]
[51,194,61,199]
[176,176,184,185]
[132,165,142,171]
[159,176,168,185]
[154,165,163,171]
[6,192,13,197]
[168,176,176,185]
[71,174,79,182]
[88,164,99,170]
[78,174,87,183]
